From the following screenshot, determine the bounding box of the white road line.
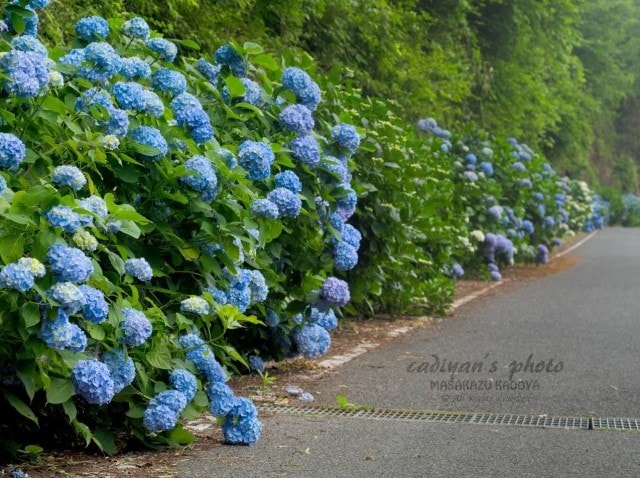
[555,230,598,258]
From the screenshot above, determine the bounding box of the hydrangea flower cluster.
[238,141,275,181]
[170,93,214,143]
[47,243,94,283]
[120,308,152,346]
[180,155,218,202]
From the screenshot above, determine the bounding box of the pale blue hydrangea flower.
[0,133,26,169]
[274,170,302,194]
[128,126,168,159]
[331,123,360,153]
[120,307,152,346]
[52,165,86,190]
[333,241,358,271]
[0,263,35,292]
[48,281,85,314]
[112,81,146,111]
[0,50,49,98]
[118,56,151,79]
[151,68,187,95]
[17,257,45,278]
[121,17,150,40]
[207,381,236,416]
[180,296,210,316]
[75,16,109,41]
[294,323,331,359]
[11,35,48,56]
[279,104,314,135]
[222,398,262,445]
[250,199,279,219]
[45,206,82,233]
[145,38,178,62]
[180,155,218,201]
[124,257,153,281]
[196,58,221,85]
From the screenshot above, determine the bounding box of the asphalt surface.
[177,227,640,477]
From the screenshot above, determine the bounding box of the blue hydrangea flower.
[52,165,86,190]
[46,206,82,233]
[169,369,197,402]
[512,162,526,172]
[151,68,187,95]
[451,263,464,279]
[0,50,49,98]
[81,42,121,82]
[341,224,361,249]
[207,382,236,416]
[294,323,331,359]
[120,307,152,346]
[227,286,251,313]
[78,285,108,323]
[214,44,246,77]
[279,105,315,136]
[310,307,338,330]
[118,56,151,79]
[0,133,26,170]
[28,0,51,9]
[71,359,115,405]
[11,35,48,56]
[48,281,85,314]
[206,286,228,305]
[17,257,45,278]
[150,389,188,413]
[59,48,85,67]
[238,141,275,181]
[490,270,502,281]
[102,349,135,393]
[248,355,265,373]
[121,17,150,40]
[522,220,534,234]
[180,296,210,316]
[266,187,301,218]
[0,263,35,292]
[337,187,357,214]
[333,241,358,271]
[39,309,74,350]
[322,156,349,184]
[75,87,113,111]
[78,195,108,218]
[47,243,93,283]
[274,171,302,194]
[180,155,218,202]
[128,126,167,160]
[197,58,221,85]
[112,81,146,111]
[265,309,280,327]
[488,205,503,221]
[0,174,5,193]
[321,277,350,308]
[187,346,226,383]
[544,216,555,228]
[178,332,205,350]
[331,124,360,154]
[124,257,153,281]
[289,135,320,168]
[138,90,164,117]
[248,270,268,303]
[479,161,493,176]
[103,108,129,138]
[145,38,178,62]
[75,16,109,41]
[250,198,279,219]
[143,403,179,432]
[281,67,321,111]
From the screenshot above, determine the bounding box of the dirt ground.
[4,233,590,478]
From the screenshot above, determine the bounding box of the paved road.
[177,228,640,477]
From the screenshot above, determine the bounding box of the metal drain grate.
[592,418,640,431]
[258,405,588,430]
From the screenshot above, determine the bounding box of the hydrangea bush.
[0,3,361,454]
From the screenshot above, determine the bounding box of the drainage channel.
[258,405,640,432]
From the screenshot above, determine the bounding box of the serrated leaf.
[169,425,195,445]
[146,344,172,369]
[224,75,246,98]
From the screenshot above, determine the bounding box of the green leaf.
[86,322,106,341]
[113,208,150,224]
[174,38,200,51]
[46,378,75,404]
[169,425,195,445]
[146,344,173,369]
[63,400,77,422]
[21,303,40,328]
[72,420,92,447]
[253,54,279,71]
[243,42,263,55]
[118,221,141,239]
[224,75,246,98]
[0,235,24,263]
[5,391,38,425]
[93,427,118,455]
